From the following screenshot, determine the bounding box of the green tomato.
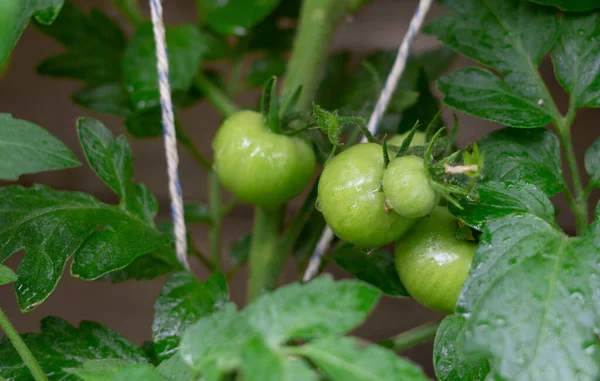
[394,206,476,314]
[212,110,316,207]
[317,143,416,248]
[382,155,438,218]
[387,131,426,147]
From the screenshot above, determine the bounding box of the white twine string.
[149,0,190,271]
[303,0,434,282]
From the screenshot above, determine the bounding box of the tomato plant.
[0,0,599,380]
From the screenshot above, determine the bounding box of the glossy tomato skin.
[317,143,416,248]
[387,131,426,147]
[212,110,316,207]
[382,155,438,218]
[395,206,476,314]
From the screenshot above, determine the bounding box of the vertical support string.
[149,0,190,271]
[303,0,434,282]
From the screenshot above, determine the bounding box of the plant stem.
[111,0,145,26]
[208,171,223,272]
[555,111,588,234]
[227,57,244,96]
[283,0,356,108]
[194,73,239,118]
[378,321,441,352]
[0,308,48,381]
[248,206,285,302]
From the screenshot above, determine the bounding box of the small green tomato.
[317,143,416,248]
[387,131,426,147]
[382,155,438,218]
[212,110,316,207]
[394,206,476,314]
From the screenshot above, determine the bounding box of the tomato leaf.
[477,128,565,196]
[197,0,281,36]
[0,114,80,180]
[247,54,287,88]
[456,215,600,380]
[329,243,409,297]
[123,24,206,110]
[282,359,319,381]
[295,336,429,381]
[434,315,490,381]
[585,139,600,187]
[0,0,64,66]
[242,275,381,345]
[153,272,229,361]
[0,265,16,286]
[35,2,125,84]
[552,11,600,109]
[449,181,556,231]
[156,353,194,381]
[426,0,559,127]
[230,232,251,267]
[0,317,148,381]
[72,83,132,116]
[66,359,131,381]
[526,0,600,12]
[113,364,166,381]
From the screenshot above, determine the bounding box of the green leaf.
[183,203,211,224]
[552,12,600,109]
[527,0,600,11]
[426,0,559,127]
[437,68,553,127]
[315,52,352,110]
[0,114,80,180]
[0,265,17,286]
[242,0,300,52]
[283,359,319,381]
[329,244,408,297]
[125,108,164,138]
[198,0,281,36]
[397,69,442,135]
[296,337,429,381]
[240,337,284,381]
[123,23,206,110]
[77,118,157,222]
[72,83,132,116]
[153,272,229,361]
[247,55,287,88]
[36,3,125,84]
[113,364,165,381]
[585,139,600,186]
[433,315,490,381]
[0,184,169,311]
[456,215,600,380]
[67,359,131,381]
[242,275,381,345]
[230,233,251,267]
[157,353,193,381]
[100,248,177,282]
[449,181,556,231]
[0,317,148,381]
[477,127,565,195]
[0,0,64,66]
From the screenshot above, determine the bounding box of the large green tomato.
[387,131,426,147]
[382,155,438,218]
[317,143,416,248]
[395,206,476,314]
[212,110,316,207]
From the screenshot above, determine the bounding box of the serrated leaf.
[67,359,130,381]
[585,139,600,186]
[100,247,177,282]
[0,317,148,381]
[296,337,429,381]
[243,275,380,345]
[123,24,206,110]
[0,265,17,286]
[157,353,194,381]
[449,181,556,231]
[0,185,169,311]
[153,272,229,361]
[198,0,281,36]
[72,83,132,116]
[35,3,125,84]
[113,364,165,381]
[456,215,600,381]
[433,315,490,381]
[437,68,553,127]
[426,0,559,127]
[0,114,81,180]
[477,127,565,195]
[552,11,600,109]
[230,233,251,267]
[527,0,600,11]
[77,118,157,222]
[247,55,287,88]
[0,0,64,66]
[329,244,408,297]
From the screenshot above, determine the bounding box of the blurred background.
[0,0,598,377]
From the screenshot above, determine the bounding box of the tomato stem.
[0,308,49,381]
[378,320,441,352]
